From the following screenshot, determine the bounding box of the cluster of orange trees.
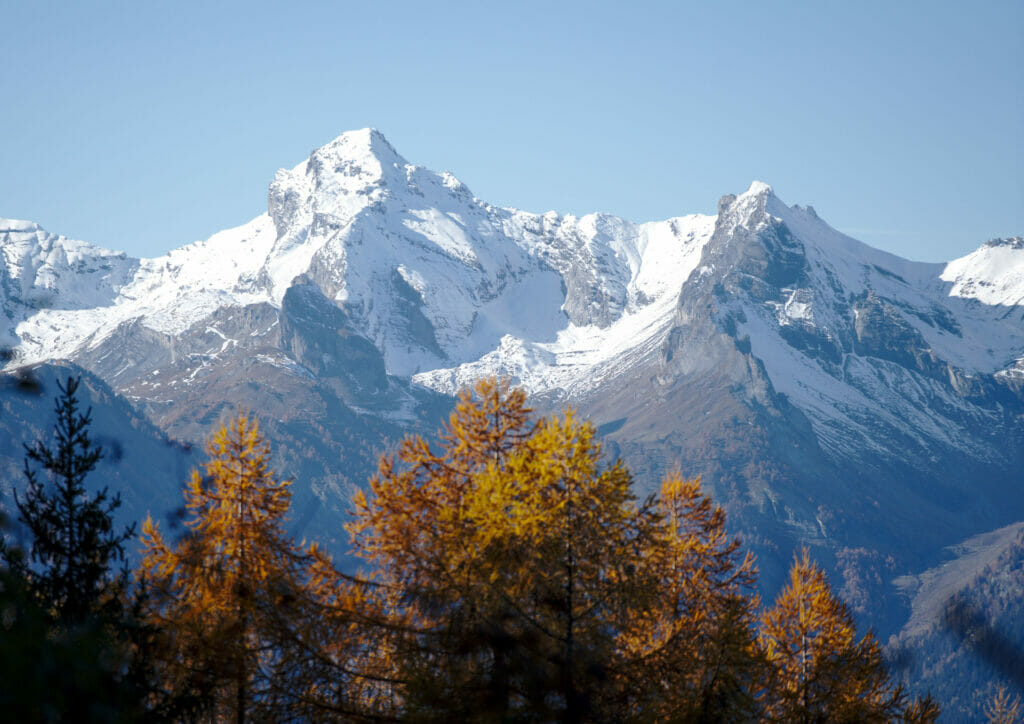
[3,377,940,722]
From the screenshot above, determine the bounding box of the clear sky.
[1,1,1020,262]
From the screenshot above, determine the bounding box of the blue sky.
[1,1,1019,262]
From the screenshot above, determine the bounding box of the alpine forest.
[2,375,960,722]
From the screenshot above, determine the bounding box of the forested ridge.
[889,528,1024,723]
[1,375,991,722]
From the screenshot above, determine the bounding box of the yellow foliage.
[759,548,905,723]
[617,472,762,720]
[351,378,763,721]
[131,382,933,722]
[139,413,374,721]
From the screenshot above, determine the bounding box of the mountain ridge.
[3,129,1020,386]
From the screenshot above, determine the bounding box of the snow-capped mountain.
[3,128,1023,637]
[2,129,719,392]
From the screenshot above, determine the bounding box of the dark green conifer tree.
[0,375,144,721]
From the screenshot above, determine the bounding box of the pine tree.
[2,375,134,626]
[0,375,143,721]
[139,413,364,722]
[759,548,905,723]
[901,693,941,723]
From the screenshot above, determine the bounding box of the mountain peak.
[742,180,774,198]
[0,218,40,234]
[983,236,1024,250]
[715,181,779,232]
[267,128,412,241]
[313,127,407,170]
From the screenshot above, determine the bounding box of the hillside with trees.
[2,376,942,721]
[890,526,1024,723]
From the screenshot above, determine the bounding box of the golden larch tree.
[759,548,905,723]
[984,685,1022,724]
[352,379,662,721]
[352,377,771,722]
[465,408,651,721]
[618,473,763,721]
[139,413,367,722]
[351,378,538,718]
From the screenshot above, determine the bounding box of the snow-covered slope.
[413,212,714,397]
[2,214,277,361]
[942,236,1024,307]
